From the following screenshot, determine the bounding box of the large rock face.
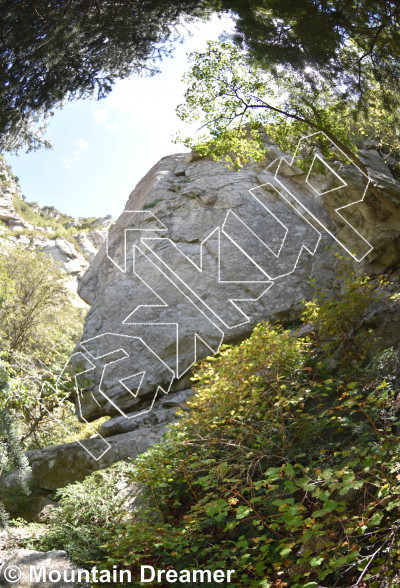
[0,155,25,225]
[72,135,400,426]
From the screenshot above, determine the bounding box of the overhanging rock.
[70,137,400,428]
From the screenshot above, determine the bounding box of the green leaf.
[236,506,252,520]
[206,499,228,517]
[281,514,303,527]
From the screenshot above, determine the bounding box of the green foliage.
[0,0,214,152]
[29,463,133,564]
[13,197,72,229]
[0,243,86,448]
[30,269,400,587]
[13,196,104,238]
[11,227,85,249]
[0,366,31,528]
[175,40,400,177]
[27,402,109,450]
[0,243,80,357]
[221,0,400,110]
[302,255,386,361]
[143,198,164,209]
[98,274,400,586]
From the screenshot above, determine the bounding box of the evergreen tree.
[2,1,400,152]
[0,0,212,152]
[0,364,31,528]
[221,0,400,106]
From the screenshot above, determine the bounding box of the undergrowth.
[30,265,400,587]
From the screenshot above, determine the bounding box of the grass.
[11,197,109,257]
[13,197,104,233]
[143,198,163,209]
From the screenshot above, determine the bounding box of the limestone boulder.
[74,138,400,422]
[39,239,87,272]
[26,389,193,490]
[0,190,19,224]
[72,230,108,262]
[26,427,163,490]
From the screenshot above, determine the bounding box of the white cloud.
[93,108,110,125]
[75,138,88,150]
[101,14,235,136]
[62,139,88,169]
[93,109,117,130]
[62,155,74,169]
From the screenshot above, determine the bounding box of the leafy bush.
[0,243,86,448]
[302,254,386,361]
[32,269,400,587]
[100,275,400,587]
[29,463,133,564]
[0,365,31,528]
[24,401,109,450]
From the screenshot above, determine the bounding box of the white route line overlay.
[79,334,175,419]
[221,183,321,282]
[34,131,375,460]
[270,130,373,262]
[140,228,273,330]
[123,244,225,378]
[106,210,168,273]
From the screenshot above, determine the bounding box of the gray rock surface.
[26,388,193,490]
[0,550,89,587]
[6,138,400,493]
[74,137,400,422]
[32,498,61,524]
[0,156,24,225]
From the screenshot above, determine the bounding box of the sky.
[7,14,234,219]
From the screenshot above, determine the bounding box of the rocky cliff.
[0,155,112,298]
[22,134,400,489]
[74,135,400,420]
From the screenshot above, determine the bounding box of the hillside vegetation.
[18,260,400,587]
[11,195,106,246]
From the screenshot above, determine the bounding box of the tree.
[221,0,400,108]
[0,244,74,356]
[3,1,400,153]
[0,243,86,446]
[175,40,400,218]
[0,0,213,152]
[0,364,31,528]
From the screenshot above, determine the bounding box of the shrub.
[302,254,386,361]
[31,268,400,587]
[100,274,400,587]
[0,365,31,528]
[0,243,86,448]
[26,401,109,450]
[30,463,133,564]
[143,198,163,209]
